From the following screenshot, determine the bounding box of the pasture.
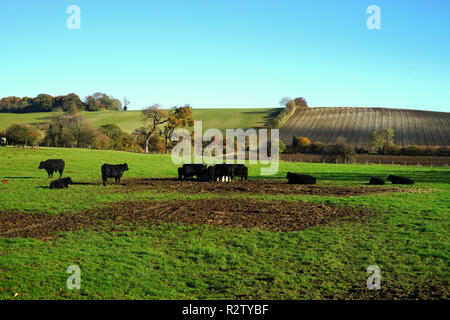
[0,147,449,299]
[0,108,278,134]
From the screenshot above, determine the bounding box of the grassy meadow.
[0,147,449,299]
[0,108,279,134]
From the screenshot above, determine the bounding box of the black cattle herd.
[37,158,415,189]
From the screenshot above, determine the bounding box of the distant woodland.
[0,93,123,113]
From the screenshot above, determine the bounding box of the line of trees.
[268,97,308,128]
[1,113,138,152]
[285,129,450,157]
[0,92,124,113]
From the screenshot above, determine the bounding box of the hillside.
[0,108,279,134]
[280,107,450,147]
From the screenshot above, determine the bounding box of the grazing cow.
[50,177,73,189]
[213,164,234,182]
[101,163,129,186]
[286,172,317,184]
[231,164,248,181]
[369,177,385,185]
[197,166,216,182]
[387,174,414,185]
[178,164,207,181]
[39,159,65,178]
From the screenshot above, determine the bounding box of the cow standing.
[39,159,65,178]
[101,163,129,186]
[178,164,206,181]
[213,164,234,182]
[230,164,248,181]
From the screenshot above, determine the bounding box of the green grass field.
[0,147,449,299]
[0,108,279,134]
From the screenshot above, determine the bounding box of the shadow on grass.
[3,176,37,179]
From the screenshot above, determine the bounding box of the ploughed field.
[0,147,449,299]
[280,107,450,147]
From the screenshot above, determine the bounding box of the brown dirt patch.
[0,199,372,240]
[0,211,94,241]
[117,178,420,196]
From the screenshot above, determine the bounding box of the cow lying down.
[50,177,72,189]
[369,177,385,185]
[387,175,414,185]
[286,172,317,184]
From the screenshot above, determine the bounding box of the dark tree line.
[0,92,122,113]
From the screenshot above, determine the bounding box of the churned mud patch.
[0,199,372,239]
[0,211,95,241]
[117,178,423,197]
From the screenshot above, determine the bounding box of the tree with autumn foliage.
[133,104,194,153]
[161,105,194,153]
[133,104,168,153]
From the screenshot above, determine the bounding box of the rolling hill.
[1,107,449,147]
[0,108,280,134]
[280,107,450,147]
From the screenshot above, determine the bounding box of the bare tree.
[123,97,130,111]
[133,104,168,153]
[279,97,291,107]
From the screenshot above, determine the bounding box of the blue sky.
[0,0,449,111]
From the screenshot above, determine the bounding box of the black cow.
[369,177,385,185]
[101,163,129,186]
[39,159,65,178]
[231,164,248,181]
[387,174,414,185]
[178,164,207,181]
[286,172,317,184]
[213,164,234,182]
[197,166,216,182]
[50,177,73,189]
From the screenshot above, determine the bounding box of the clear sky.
[0,0,449,111]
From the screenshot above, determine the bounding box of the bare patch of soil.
[0,211,94,240]
[118,178,421,196]
[0,199,372,239]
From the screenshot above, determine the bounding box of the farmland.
[280,107,450,147]
[0,147,449,299]
[0,108,279,134]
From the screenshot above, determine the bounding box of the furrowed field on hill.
[280,107,450,147]
[0,108,279,134]
[0,147,449,299]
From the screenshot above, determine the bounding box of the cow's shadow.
[4,176,37,179]
[71,182,101,186]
